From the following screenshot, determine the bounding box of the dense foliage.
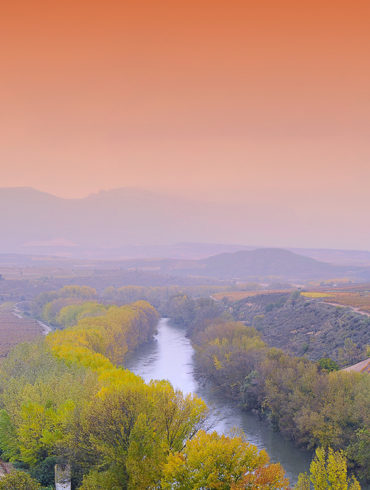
[189,317,369,483]
[161,430,289,489]
[0,470,41,489]
[0,300,290,489]
[295,447,360,490]
[102,285,227,313]
[32,286,99,326]
[165,294,369,483]
[31,285,228,328]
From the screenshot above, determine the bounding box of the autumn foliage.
[0,299,291,488]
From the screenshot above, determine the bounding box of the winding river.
[126,318,312,484]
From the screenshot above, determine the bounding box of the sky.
[0,1,369,248]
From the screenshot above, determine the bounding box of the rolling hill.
[201,248,344,279]
[166,248,361,281]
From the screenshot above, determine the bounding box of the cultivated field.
[212,289,291,302]
[322,292,370,314]
[214,287,370,317]
[302,289,370,314]
[0,303,43,358]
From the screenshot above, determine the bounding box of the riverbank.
[126,317,312,484]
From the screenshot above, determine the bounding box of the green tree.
[346,428,370,482]
[79,469,123,489]
[0,470,41,490]
[0,409,19,460]
[318,358,339,372]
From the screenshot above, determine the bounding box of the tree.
[161,430,289,489]
[0,409,19,460]
[81,379,208,487]
[79,469,123,489]
[338,339,363,367]
[346,428,370,482]
[317,358,339,372]
[295,447,361,490]
[0,471,41,490]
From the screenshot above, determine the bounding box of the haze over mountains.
[1,188,370,273]
[1,187,217,255]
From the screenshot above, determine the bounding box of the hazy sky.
[1,1,369,247]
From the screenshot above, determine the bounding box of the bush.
[318,357,339,372]
[30,456,59,487]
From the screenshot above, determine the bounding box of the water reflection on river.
[126,318,312,484]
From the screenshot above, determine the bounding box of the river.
[126,317,312,484]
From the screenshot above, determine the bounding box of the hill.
[1,187,370,282]
[199,248,343,280]
[228,291,370,365]
[117,248,370,282]
[166,248,370,282]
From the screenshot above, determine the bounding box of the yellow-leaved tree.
[295,447,361,490]
[161,430,289,489]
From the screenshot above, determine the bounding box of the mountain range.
[1,188,370,281]
[117,248,369,282]
[0,187,217,255]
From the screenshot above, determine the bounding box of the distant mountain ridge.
[87,248,369,282]
[0,187,217,254]
[1,188,370,281]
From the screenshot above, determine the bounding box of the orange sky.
[0,1,369,238]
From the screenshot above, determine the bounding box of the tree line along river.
[126,317,312,485]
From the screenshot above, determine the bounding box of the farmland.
[212,289,291,302]
[302,287,370,314]
[321,292,370,314]
[213,287,370,315]
[0,303,43,358]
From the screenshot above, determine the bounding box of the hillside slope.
[229,292,370,364]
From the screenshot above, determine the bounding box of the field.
[212,289,291,302]
[301,291,333,298]
[0,303,43,358]
[216,287,370,315]
[303,289,370,314]
[321,292,370,314]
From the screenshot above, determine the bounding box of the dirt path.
[342,358,370,373]
[320,301,370,317]
[37,320,52,335]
